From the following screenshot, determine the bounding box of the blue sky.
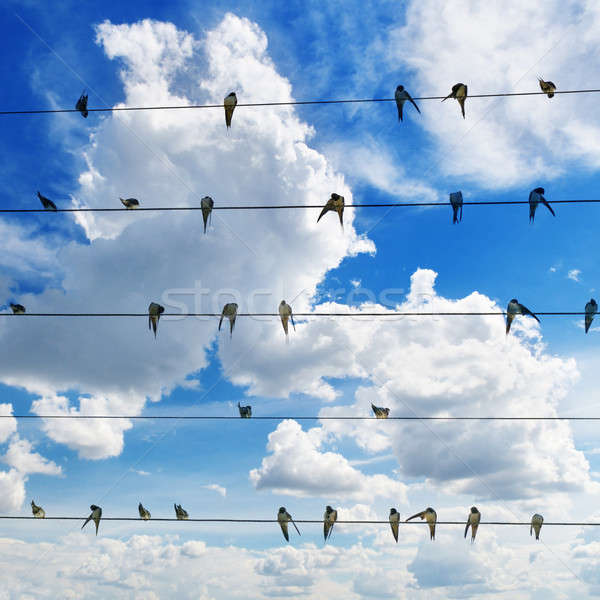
[2,1,600,598]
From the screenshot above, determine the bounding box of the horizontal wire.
[3,415,599,421]
[2,199,600,213]
[0,517,596,525]
[1,88,599,115]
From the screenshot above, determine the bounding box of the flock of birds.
[28,500,546,544]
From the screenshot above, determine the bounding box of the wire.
[0,516,597,525]
[1,88,599,115]
[3,198,600,213]
[3,415,599,421]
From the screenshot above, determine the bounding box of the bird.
[201,196,214,234]
[138,503,151,520]
[82,505,102,535]
[37,191,57,211]
[528,187,555,223]
[219,303,238,337]
[449,191,463,224]
[174,503,189,520]
[464,506,481,543]
[530,513,544,540]
[394,85,421,122]
[277,507,301,542]
[585,299,597,333]
[389,508,400,542]
[238,402,252,418]
[406,507,437,540]
[442,83,468,118]
[148,302,165,338]
[323,505,338,542]
[538,78,556,98]
[31,500,45,518]
[317,193,345,228]
[224,92,237,129]
[506,298,540,335]
[10,303,25,314]
[279,300,295,338]
[371,403,390,419]
[75,91,89,118]
[120,197,139,209]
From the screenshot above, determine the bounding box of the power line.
[3,198,600,213]
[1,88,599,116]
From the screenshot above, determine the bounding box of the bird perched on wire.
[585,299,597,333]
[538,78,556,98]
[317,193,345,228]
[278,300,295,338]
[10,303,25,314]
[148,302,165,338]
[528,187,555,223]
[277,507,301,542]
[389,508,400,542]
[224,92,237,129]
[406,507,437,540]
[76,91,89,118]
[506,298,540,335]
[37,191,57,211]
[323,505,338,542]
[174,503,189,520]
[82,505,102,535]
[371,404,390,419]
[464,506,481,543]
[442,83,468,118]
[530,513,544,540]
[394,85,421,122]
[138,503,151,520]
[238,402,252,418]
[449,191,463,224]
[31,500,45,518]
[201,196,214,234]
[120,197,139,209]
[219,303,238,337]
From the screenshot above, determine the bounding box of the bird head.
[533,187,545,194]
[390,508,398,515]
[396,85,404,92]
[470,506,478,514]
[278,507,286,514]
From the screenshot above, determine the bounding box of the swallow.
[219,303,238,337]
[138,503,151,520]
[279,300,295,337]
[395,85,421,122]
[10,303,25,314]
[538,78,556,99]
[120,197,139,209]
[76,91,89,118]
[148,302,165,338]
[277,507,301,542]
[238,402,252,418]
[37,191,57,211]
[82,504,102,535]
[528,187,555,223]
[389,508,400,542]
[449,191,463,224]
[464,506,481,543]
[174,503,189,520]
[442,83,468,118]
[323,505,338,542]
[31,500,45,518]
[201,196,214,234]
[406,507,437,540]
[585,299,597,333]
[317,193,344,228]
[224,92,237,129]
[506,298,540,335]
[371,403,390,419]
[530,513,544,540]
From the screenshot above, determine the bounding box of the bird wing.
[279,519,289,541]
[541,198,555,216]
[390,519,398,542]
[408,94,421,113]
[290,517,301,536]
[406,511,424,522]
[218,313,224,330]
[519,304,540,323]
[81,514,93,530]
[464,519,470,538]
[317,202,332,223]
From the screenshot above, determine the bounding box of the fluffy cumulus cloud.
[386,1,600,187]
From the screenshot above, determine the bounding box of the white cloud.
[0,469,26,512]
[0,403,17,444]
[2,435,62,476]
[202,483,227,497]
[568,269,582,282]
